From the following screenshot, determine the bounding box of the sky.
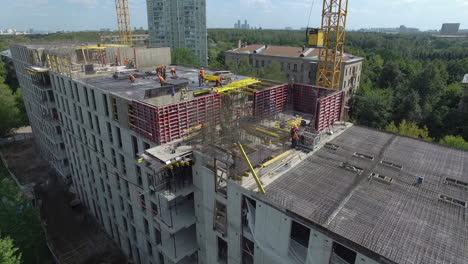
[0,0,467,32]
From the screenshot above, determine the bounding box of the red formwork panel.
[253,84,289,118]
[132,94,221,145]
[156,94,221,144]
[315,91,344,131]
[292,84,335,115]
[132,101,158,143]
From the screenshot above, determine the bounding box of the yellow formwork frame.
[194,78,261,95]
[238,143,266,194]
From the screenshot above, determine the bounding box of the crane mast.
[115,0,133,45]
[314,0,348,89]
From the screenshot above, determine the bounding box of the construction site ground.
[1,139,127,264]
[0,139,51,185]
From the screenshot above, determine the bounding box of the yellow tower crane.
[307,0,349,90]
[115,0,133,45]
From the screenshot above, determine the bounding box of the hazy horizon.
[0,0,466,32]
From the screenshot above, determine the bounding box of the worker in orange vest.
[157,74,165,86]
[291,125,300,148]
[129,74,136,83]
[198,72,204,87]
[170,67,176,76]
[215,76,223,87]
[125,58,129,67]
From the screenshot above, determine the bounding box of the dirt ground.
[0,139,51,185]
[2,139,127,264]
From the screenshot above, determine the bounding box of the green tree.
[439,135,468,150]
[385,120,433,141]
[379,62,403,88]
[171,48,200,66]
[14,89,28,127]
[0,83,20,137]
[0,234,22,264]
[258,62,287,82]
[350,89,393,129]
[0,167,50,263]
[227,58,257,77]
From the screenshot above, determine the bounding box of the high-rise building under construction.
[146,0,208,66]
[8,42,468,264]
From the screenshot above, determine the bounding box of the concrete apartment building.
[225,45,363,102]
[9,42,468,264]
[146,0,208,66]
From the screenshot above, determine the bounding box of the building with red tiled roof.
[225,44,364,103]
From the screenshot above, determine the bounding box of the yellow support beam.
[260,151,290,168]
[194,78,261,95]
[254,127,281,138]
[286,118,302,127]
[273,126,289,133]
[238,143,266,194]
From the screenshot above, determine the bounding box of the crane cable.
[306,0,317,30]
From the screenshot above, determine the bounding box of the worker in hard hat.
[170,67,176,76]
[125,58,129,67]
[129,74,136,83]
[290,125,300,148]
[198,72,205,87]
[157,74,165,86]
[215,76,223,87]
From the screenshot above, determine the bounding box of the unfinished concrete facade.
[147,0,208,66]
[225,45,363,103]
[10,42,468,264]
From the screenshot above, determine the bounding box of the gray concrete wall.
[106,47,171,69]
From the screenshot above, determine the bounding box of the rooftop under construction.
[11,41,468,264]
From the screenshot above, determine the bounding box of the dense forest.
[1,30,468,148]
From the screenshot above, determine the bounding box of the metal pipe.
[260,151,290,168]
[238,143,266,194]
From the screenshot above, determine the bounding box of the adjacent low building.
[225,45,363,102]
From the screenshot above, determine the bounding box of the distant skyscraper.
[147,0,208,66]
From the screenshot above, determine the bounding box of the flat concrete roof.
[264,126,468,264]
[79,66,265,106]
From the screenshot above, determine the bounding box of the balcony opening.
[242,196,256,233]
[217,236,228,264]
[214,200,227,235]
[331,242,357,264]
[289,220,310,263]
[242,237,254,264]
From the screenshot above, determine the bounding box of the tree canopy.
[0,234,22,264]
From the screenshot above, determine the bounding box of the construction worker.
[162,65,167,79]
[129,74,136,83]
[125,58,129,67]
[198,72,204,87]
[157,74,165,86]
[215,76,223,87]
[170,67,176,76]
[112,71,119,80]
[291,125,300,148]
